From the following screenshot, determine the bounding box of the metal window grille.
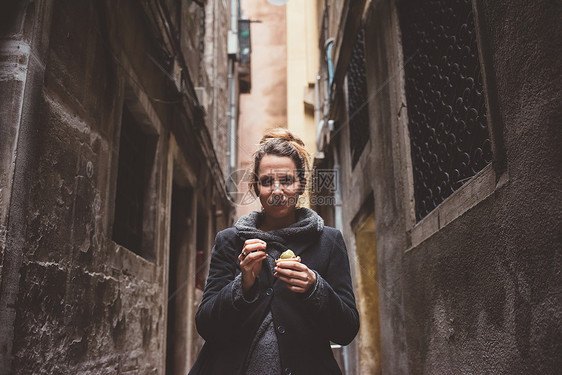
[399,0,493,221]
[347,28,371,169]
[113,107,148,256]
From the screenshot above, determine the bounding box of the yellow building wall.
[286,1,319,156]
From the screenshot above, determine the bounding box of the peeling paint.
[0,40,30,82]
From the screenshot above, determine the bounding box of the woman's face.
[257,154,301,220]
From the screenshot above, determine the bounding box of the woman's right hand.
[238,239,267,295]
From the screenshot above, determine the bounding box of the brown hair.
[249,128,311,196]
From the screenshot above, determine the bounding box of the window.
[238,19,252,93]
[399,0,493,221]
[166,180,194,374]
[347,27,370,169]
[112,106,156,259]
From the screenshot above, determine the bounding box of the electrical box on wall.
[228,30,238,56]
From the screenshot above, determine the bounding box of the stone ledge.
[108,241,156,283]
[407,164,508,251]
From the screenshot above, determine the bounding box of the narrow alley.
[0,0,560,374]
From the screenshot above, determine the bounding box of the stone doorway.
[354,213,382,374]
[166,181,195,375]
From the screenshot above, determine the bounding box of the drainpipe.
[227,0,238,183]
[228,60,236,175]
[315,74,321,133]
[231,0,238,33]
[332,149,348,372]
[333,151,343,233]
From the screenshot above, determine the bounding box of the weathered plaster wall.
[331,0,561,374]
[326,1,410,373]
[0,1,56,371]
[203,0,230,177]
[400,0,562,373]
[360,3,410,374]
[0,0,234,373]
[8,2,170,372]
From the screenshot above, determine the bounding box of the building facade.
[236,0,288,218]
[312,0,562,374]
[0,0,245,373]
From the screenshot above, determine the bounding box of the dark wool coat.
[189,225,359,375]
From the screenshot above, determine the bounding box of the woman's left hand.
[274,260,317,294]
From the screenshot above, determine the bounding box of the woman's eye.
[280,177,295,185]
[260,177,273,186]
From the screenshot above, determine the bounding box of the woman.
[189,129,359,375]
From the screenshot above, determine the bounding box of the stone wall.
[399,1,562,373]
[0,0,235,373]
[203,0,231,177]
[318,0,562,374]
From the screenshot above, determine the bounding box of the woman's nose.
[272,180,282,193]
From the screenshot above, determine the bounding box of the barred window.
[347,28,370,169]
[399,0,493,221]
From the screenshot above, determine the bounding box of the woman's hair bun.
[260,128,305,147]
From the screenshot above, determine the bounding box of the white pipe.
[229,59,236,171]
[231,0,238,32]
[332,150,347,372]
[333,152,342,233]
[315,74,321,129]
[227,1,238,176]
